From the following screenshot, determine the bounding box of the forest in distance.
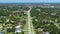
[0,4,60,34]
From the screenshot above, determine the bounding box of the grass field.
[54,23,60,29]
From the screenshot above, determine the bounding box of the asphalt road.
[27,7,32,34]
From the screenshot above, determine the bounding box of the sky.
[0,0,60,3]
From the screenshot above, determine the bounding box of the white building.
[45,32,50,34]
[15,25,22,33]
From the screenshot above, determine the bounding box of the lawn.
[23,16,28,34]
[54,23,60,29]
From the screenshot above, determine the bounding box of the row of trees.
[31,7,60,34]
[0,6,28,34]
